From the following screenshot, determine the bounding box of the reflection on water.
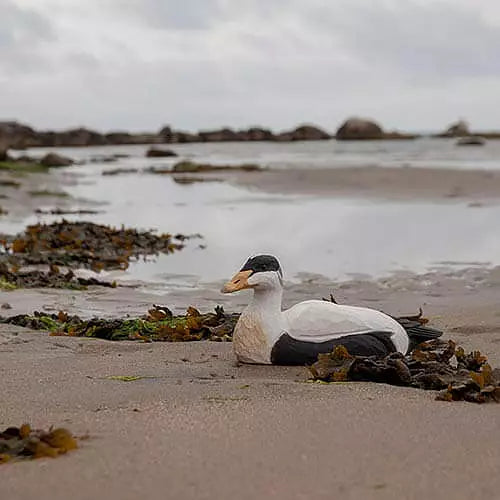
[7,170,496,289]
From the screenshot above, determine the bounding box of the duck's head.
[222,254,283,293]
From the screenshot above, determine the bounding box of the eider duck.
[222,255,442,365]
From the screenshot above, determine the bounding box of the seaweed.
[28,190,69,197]
[0,160,49,173]
[0,424,78,464]
[1,220,191,271]
[309,340,500,404]
[0,262,116,290]
[0,305,240,342]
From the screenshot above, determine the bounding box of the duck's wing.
[284,300,406,342]
[271,300,409,365]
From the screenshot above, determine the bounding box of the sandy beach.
[2,145,500,499]
[3,1,500,495]
[2,263,500,500]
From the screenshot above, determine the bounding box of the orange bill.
[221,270,253,293]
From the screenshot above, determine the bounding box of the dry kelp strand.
[309,340,500,404]
[0,425,78,464]
[0,305,239,342]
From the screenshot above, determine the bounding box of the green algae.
[0,278,17,290]
[1,306,239,342]
[28,190,69,197]
[0,161,49,173]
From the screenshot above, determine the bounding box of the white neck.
[246,286,285,343]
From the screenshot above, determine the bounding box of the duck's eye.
[234,279,240,284]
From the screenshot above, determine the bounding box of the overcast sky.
[1,0,500,132]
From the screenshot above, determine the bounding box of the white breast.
[233,311,272,364]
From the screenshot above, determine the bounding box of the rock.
[171,161,261,173]
[241,128,275,141]
[0,148,9,162]
[383,131,419,140]
[198,128,240,142]
[146,147,178,158]
[284,125,331,141]
[442,120,470,137]
[158,126,174,143]
[0,121,38,149]
[175,131,200,143]
[336,118,384,140]
[39,153,74,167]
[456,136,485,146]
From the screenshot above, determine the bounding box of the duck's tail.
[392,309,443,352]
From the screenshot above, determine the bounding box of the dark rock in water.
[102,168,139,176]
[146,147,178,158]
[171,161,261,173]
[34,208,102,215]
[0,148,9,162]
[309,340,500,404]
[456,136,485,146]
[40,153,74,167]
[336,118,384,140]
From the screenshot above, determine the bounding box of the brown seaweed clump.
[309,340,500,404]
[0,262,116,290]
[0,220,189,271]
[0,425,78,464]
[0,305,239,342]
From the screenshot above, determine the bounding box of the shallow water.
[3,140,500,290]
[17,136,500,171]
[4,163,498,290]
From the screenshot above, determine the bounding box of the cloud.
[304,0,500,80]
[1,0,500,131]
[0,1,56,73]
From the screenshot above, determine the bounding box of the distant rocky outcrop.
[336,118,384,140]
[0,118,435,148]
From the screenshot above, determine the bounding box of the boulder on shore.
[146,147,178,158]
[336,118,384,140]
[40,153,74,167]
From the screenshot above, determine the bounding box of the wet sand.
[1,268,500,500]
[221,166,500,201]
